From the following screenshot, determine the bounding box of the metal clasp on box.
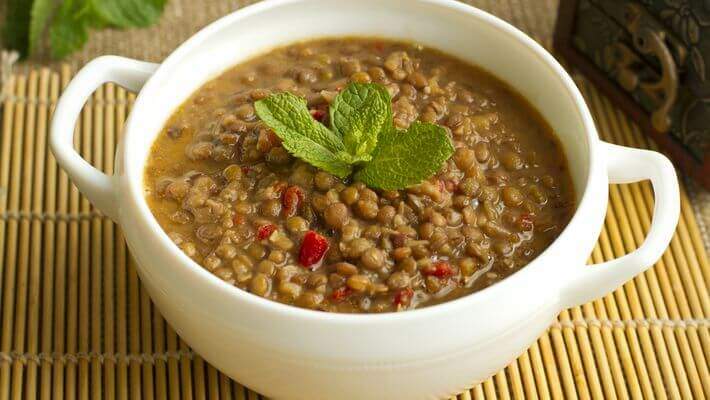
[613,3,682,133]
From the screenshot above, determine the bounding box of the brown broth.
[144,38,575,313]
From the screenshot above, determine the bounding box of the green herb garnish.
[3,0,167,59]
[354,121,456,190]
[255,82,454,190]
[329,83,391,163]
[254,92,353,178]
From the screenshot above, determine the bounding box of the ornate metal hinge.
[617,3,681,133]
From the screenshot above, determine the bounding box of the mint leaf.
[255,93,352,178]
[49,0,90,59]
[3,0,167,60]
[256,92,346,154]
[354,122,454,190]
[330,83,391,162]
[89,0,166,28]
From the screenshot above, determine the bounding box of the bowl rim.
[122,0,602,323]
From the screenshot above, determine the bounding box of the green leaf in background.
[2,0,33,57]
[329,83,391,163]
[354,122,454,190]
[90,0,167,28]
[29,0,55,55]
[49,0,90,60]
[2,0,167,59]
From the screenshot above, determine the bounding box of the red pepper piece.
[282,185,304,217]
[272,181,288,196]
[266,129,281,146]
[309,108,327,122]
[393,288,414,307]
[257,224,276,240]
[299,230,329,268]
[423,261,454,278]
[331,286,352,302]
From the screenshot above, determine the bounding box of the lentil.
[361,248,385,270]
[324,202,349,229]
[346,275,371,292]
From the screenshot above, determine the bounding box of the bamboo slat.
[0,62,707,399]
[40,69,59,400]
[1,74,26,400]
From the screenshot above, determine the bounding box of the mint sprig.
[254,82,454,190]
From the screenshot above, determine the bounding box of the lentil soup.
[144,38,575,313]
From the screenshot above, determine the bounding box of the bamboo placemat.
[0,61,709,399]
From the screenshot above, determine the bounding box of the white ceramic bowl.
[50,0,681,398]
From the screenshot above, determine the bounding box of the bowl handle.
[50,56,158,221]
[560,142,680,308]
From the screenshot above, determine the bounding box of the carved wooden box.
[555,0,710,188]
